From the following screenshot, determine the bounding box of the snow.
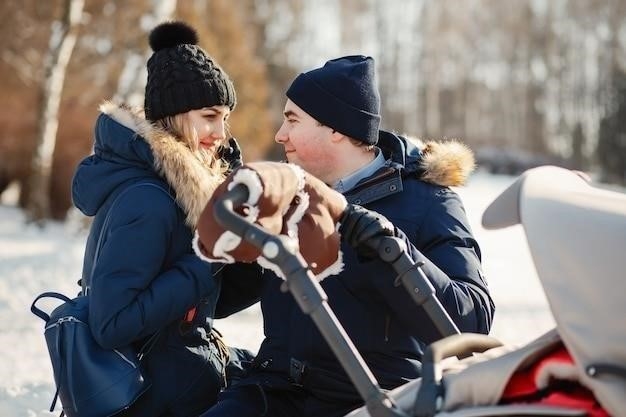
[0,171,555,416]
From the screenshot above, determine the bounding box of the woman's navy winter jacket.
[72,103,259,416]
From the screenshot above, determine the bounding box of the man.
[202,55,495,417]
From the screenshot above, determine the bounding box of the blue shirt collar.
[333,147,386,193]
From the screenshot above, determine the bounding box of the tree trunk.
[115,0,177,106]
[423,1,441,138]
[26,0,83,224]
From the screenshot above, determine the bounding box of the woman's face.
[185,106,231,153]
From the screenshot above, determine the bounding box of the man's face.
[274,99,335,182]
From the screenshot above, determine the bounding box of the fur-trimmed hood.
[72,101,223,227]
[378,130,475,187]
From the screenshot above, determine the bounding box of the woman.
[72,21,258,416]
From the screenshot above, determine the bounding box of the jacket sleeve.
[89,187,218,349]
[214,262,264,318]
[370,188,495,342]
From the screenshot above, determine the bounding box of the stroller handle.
[213,183,409,417]
[366,236,462,339]
[413,333,503,416]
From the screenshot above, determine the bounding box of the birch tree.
[26,0,84,224]
[114,0,177,106]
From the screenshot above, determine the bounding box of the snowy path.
[0,172,555,416]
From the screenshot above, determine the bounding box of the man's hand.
[339,204,394,260]
[218,137,243,172]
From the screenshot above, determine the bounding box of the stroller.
[196,164,625,417]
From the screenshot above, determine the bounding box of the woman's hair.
[157,113,228,180]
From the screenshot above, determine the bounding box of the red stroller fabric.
[502,343,609,417]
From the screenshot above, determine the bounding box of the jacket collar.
[99,101,224,227]
[378,130,475,187]
[344,130,476,204]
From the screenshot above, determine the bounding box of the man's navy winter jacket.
[245,131,495,399]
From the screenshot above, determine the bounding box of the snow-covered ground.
[0,172,556,416]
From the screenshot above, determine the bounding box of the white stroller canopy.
[348,166,625,417]
[482,166,626,416]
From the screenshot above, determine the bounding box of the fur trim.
[314,250,344,281]
[285,190,309,239]
[257,256,288,280]
[193,230,237,264]
[228,168,263,208]
[282,164,307,239]
[405,136,475,187]
[255,241,344,282]
[535,362,582,389]
[99,100,223,227]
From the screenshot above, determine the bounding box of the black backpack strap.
[49,322,65,413]
[31,292,75,322]
[31,291,81,412]
[87,181,174,352]
[65,321,79,413]
[84,180,174,295]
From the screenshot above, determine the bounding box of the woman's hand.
[218,137,243,172]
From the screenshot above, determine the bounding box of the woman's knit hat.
[286,55,381,145]
[144,21,236,121]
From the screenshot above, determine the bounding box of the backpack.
[31,292,150,417]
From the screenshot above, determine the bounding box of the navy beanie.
[286,55,381,145]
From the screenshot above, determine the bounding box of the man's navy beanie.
[286,55,381,145]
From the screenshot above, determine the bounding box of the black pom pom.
[149,21,198,52]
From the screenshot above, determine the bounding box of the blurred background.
[1,0,625,223]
